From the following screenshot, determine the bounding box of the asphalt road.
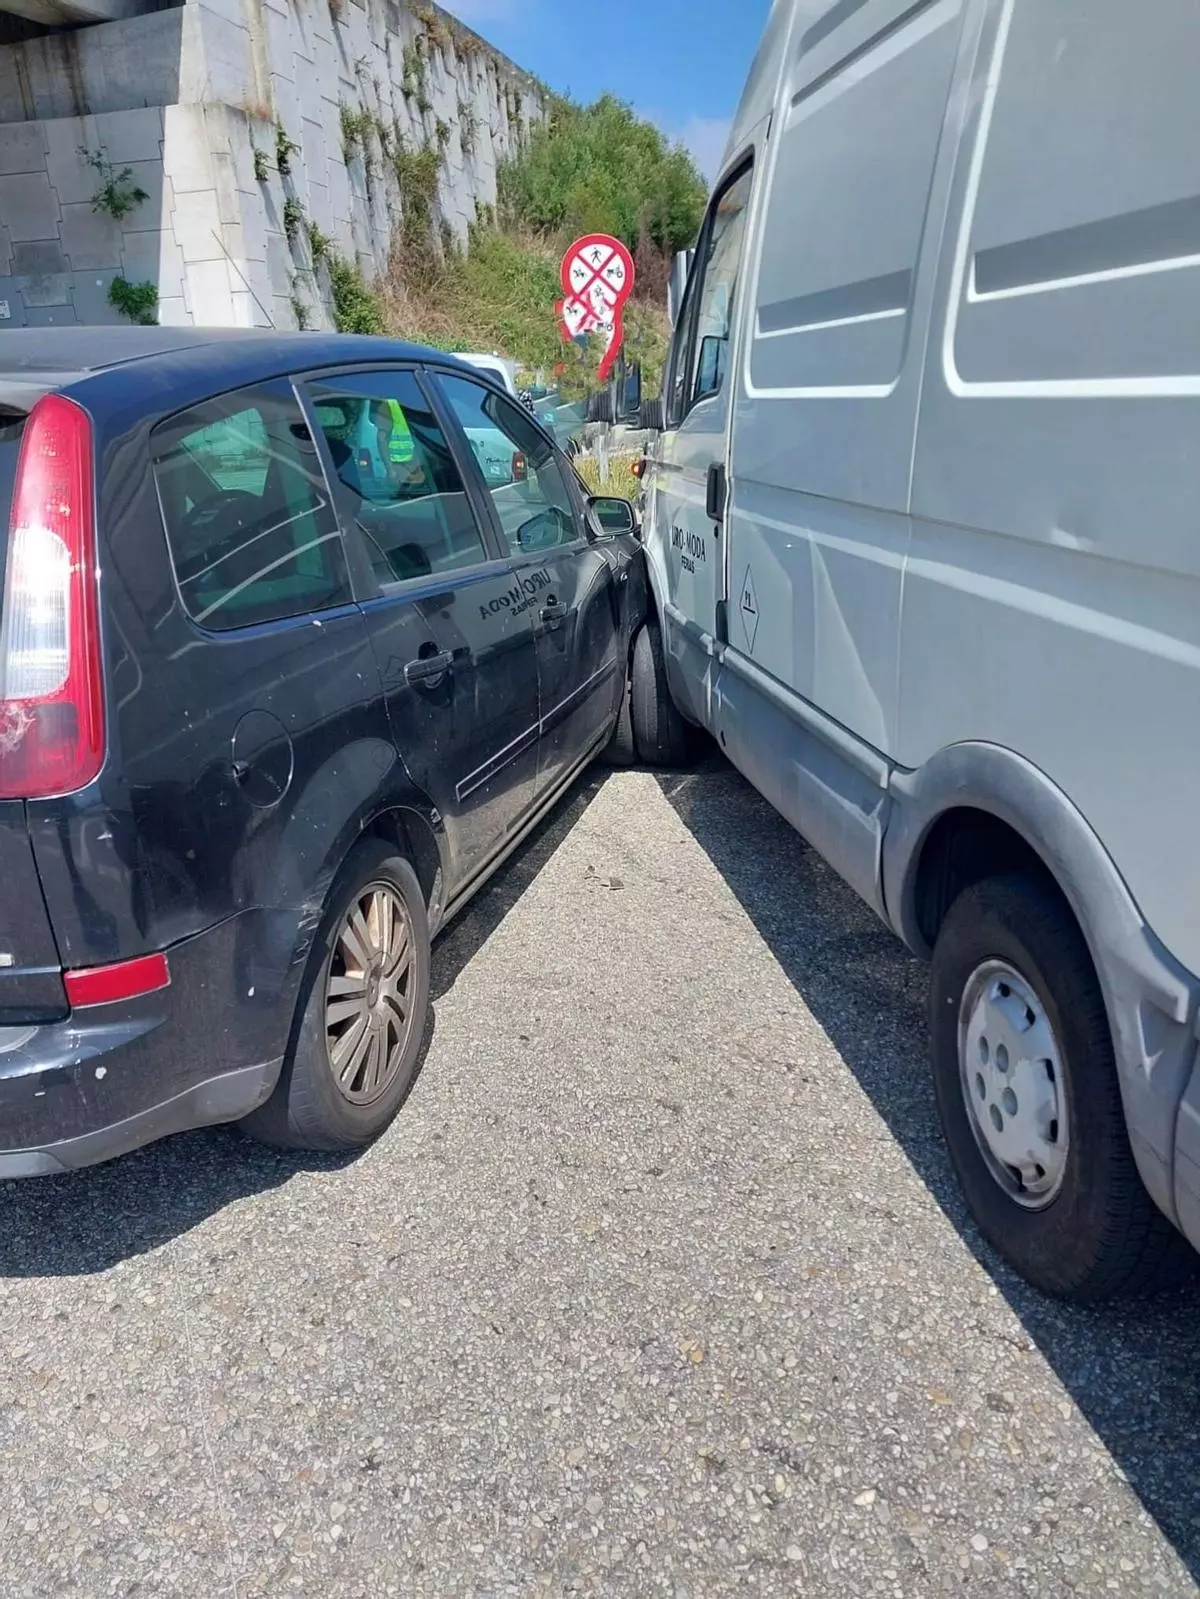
[1,759,1198,1597]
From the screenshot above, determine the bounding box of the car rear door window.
[152,381,351,632]
[305,371,487,589]
[434,374,579,557]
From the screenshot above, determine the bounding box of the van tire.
[929,873,1192,1301]
[242,842,431,1153]
[631,619,697,768]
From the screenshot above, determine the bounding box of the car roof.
[0,326,468,383]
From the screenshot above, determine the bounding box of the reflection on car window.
[436,374,578,556]
[152,383,351,632]
[307,371,487,588]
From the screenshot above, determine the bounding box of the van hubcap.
[958,960,1069,1209]
[325,883,414,1105]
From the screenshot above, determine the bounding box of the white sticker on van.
[740,566,759,651]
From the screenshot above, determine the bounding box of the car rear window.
[151,381,352,632]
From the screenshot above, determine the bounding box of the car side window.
[152,382,351,632]
[435,373,579,557]
[686,163,753,410]
[305,369,487,589]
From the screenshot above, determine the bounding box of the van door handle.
[706,461,727,526]
[540,597,567,630]
[404,649,454,684]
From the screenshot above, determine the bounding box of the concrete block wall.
[0,0,544,331]
[0,108,176,327]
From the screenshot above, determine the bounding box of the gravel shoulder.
[0,761,1197,1597]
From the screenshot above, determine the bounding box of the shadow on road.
[658,759,1200,1582]
[0,774,606,1280]
[430,770,606,1002]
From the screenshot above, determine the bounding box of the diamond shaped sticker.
[739,565,760,652]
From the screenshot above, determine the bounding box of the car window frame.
[293,362,508,604]
[149,374,357,637]
[423,365,588,560]
[666,154,755,429]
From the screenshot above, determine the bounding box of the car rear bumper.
[0,1059,278,1177]
[0,912,295,1176]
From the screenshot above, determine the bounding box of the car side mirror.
[640,395,664,433]
[589,496,637,536]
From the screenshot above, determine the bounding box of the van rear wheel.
[243,842,431,1152]
[630,619,699,768]
[929,873,1192,1301]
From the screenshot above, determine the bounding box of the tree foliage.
[498,94,707,256]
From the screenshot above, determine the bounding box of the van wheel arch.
[910,807,1050,953]
[887,746,1156,976]
[885,743,1198,1227]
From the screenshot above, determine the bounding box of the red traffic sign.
[557,234,636,383]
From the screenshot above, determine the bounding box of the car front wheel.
[630,619,699,768]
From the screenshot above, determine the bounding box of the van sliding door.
[727,0,971,757]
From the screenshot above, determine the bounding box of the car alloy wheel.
[325,881,416,1105]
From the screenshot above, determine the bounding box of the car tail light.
[0,394,104,800]
[512,451,528,482]
[65,951,170,1008]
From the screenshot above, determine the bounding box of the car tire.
[630,619,698,768]
[929,872,1192,1301]
[243,841,431,1153]
[600,663,636,767]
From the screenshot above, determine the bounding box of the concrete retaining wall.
[0,0,543,330]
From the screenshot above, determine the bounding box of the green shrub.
[282,195,305,243]
[276,123,299,175]
[290,285,312,330]
[328,253,384,335]
[498,93,705,255]
[81,148,149,223]
[340,103,375,164]
[457,98,478,154]
[393,140,441,250]
[109,276,158,325]
[401,41,428,105]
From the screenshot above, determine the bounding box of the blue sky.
[449,0,773,180]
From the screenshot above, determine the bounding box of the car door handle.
[404,650,454,684]
[540,597,567,629]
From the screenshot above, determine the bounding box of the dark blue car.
[0,328,653,1172]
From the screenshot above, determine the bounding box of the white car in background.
[457,352,520,399]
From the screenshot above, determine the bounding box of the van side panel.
[717,648,892,917]
[901,0,1200,979]
[726,0,970,762]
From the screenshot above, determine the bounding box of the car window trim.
[150,374,356,637]
[294,366,505,602]
[415,366,511,560]
[423,366,589,558]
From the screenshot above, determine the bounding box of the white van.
[634,0,1200,1301]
